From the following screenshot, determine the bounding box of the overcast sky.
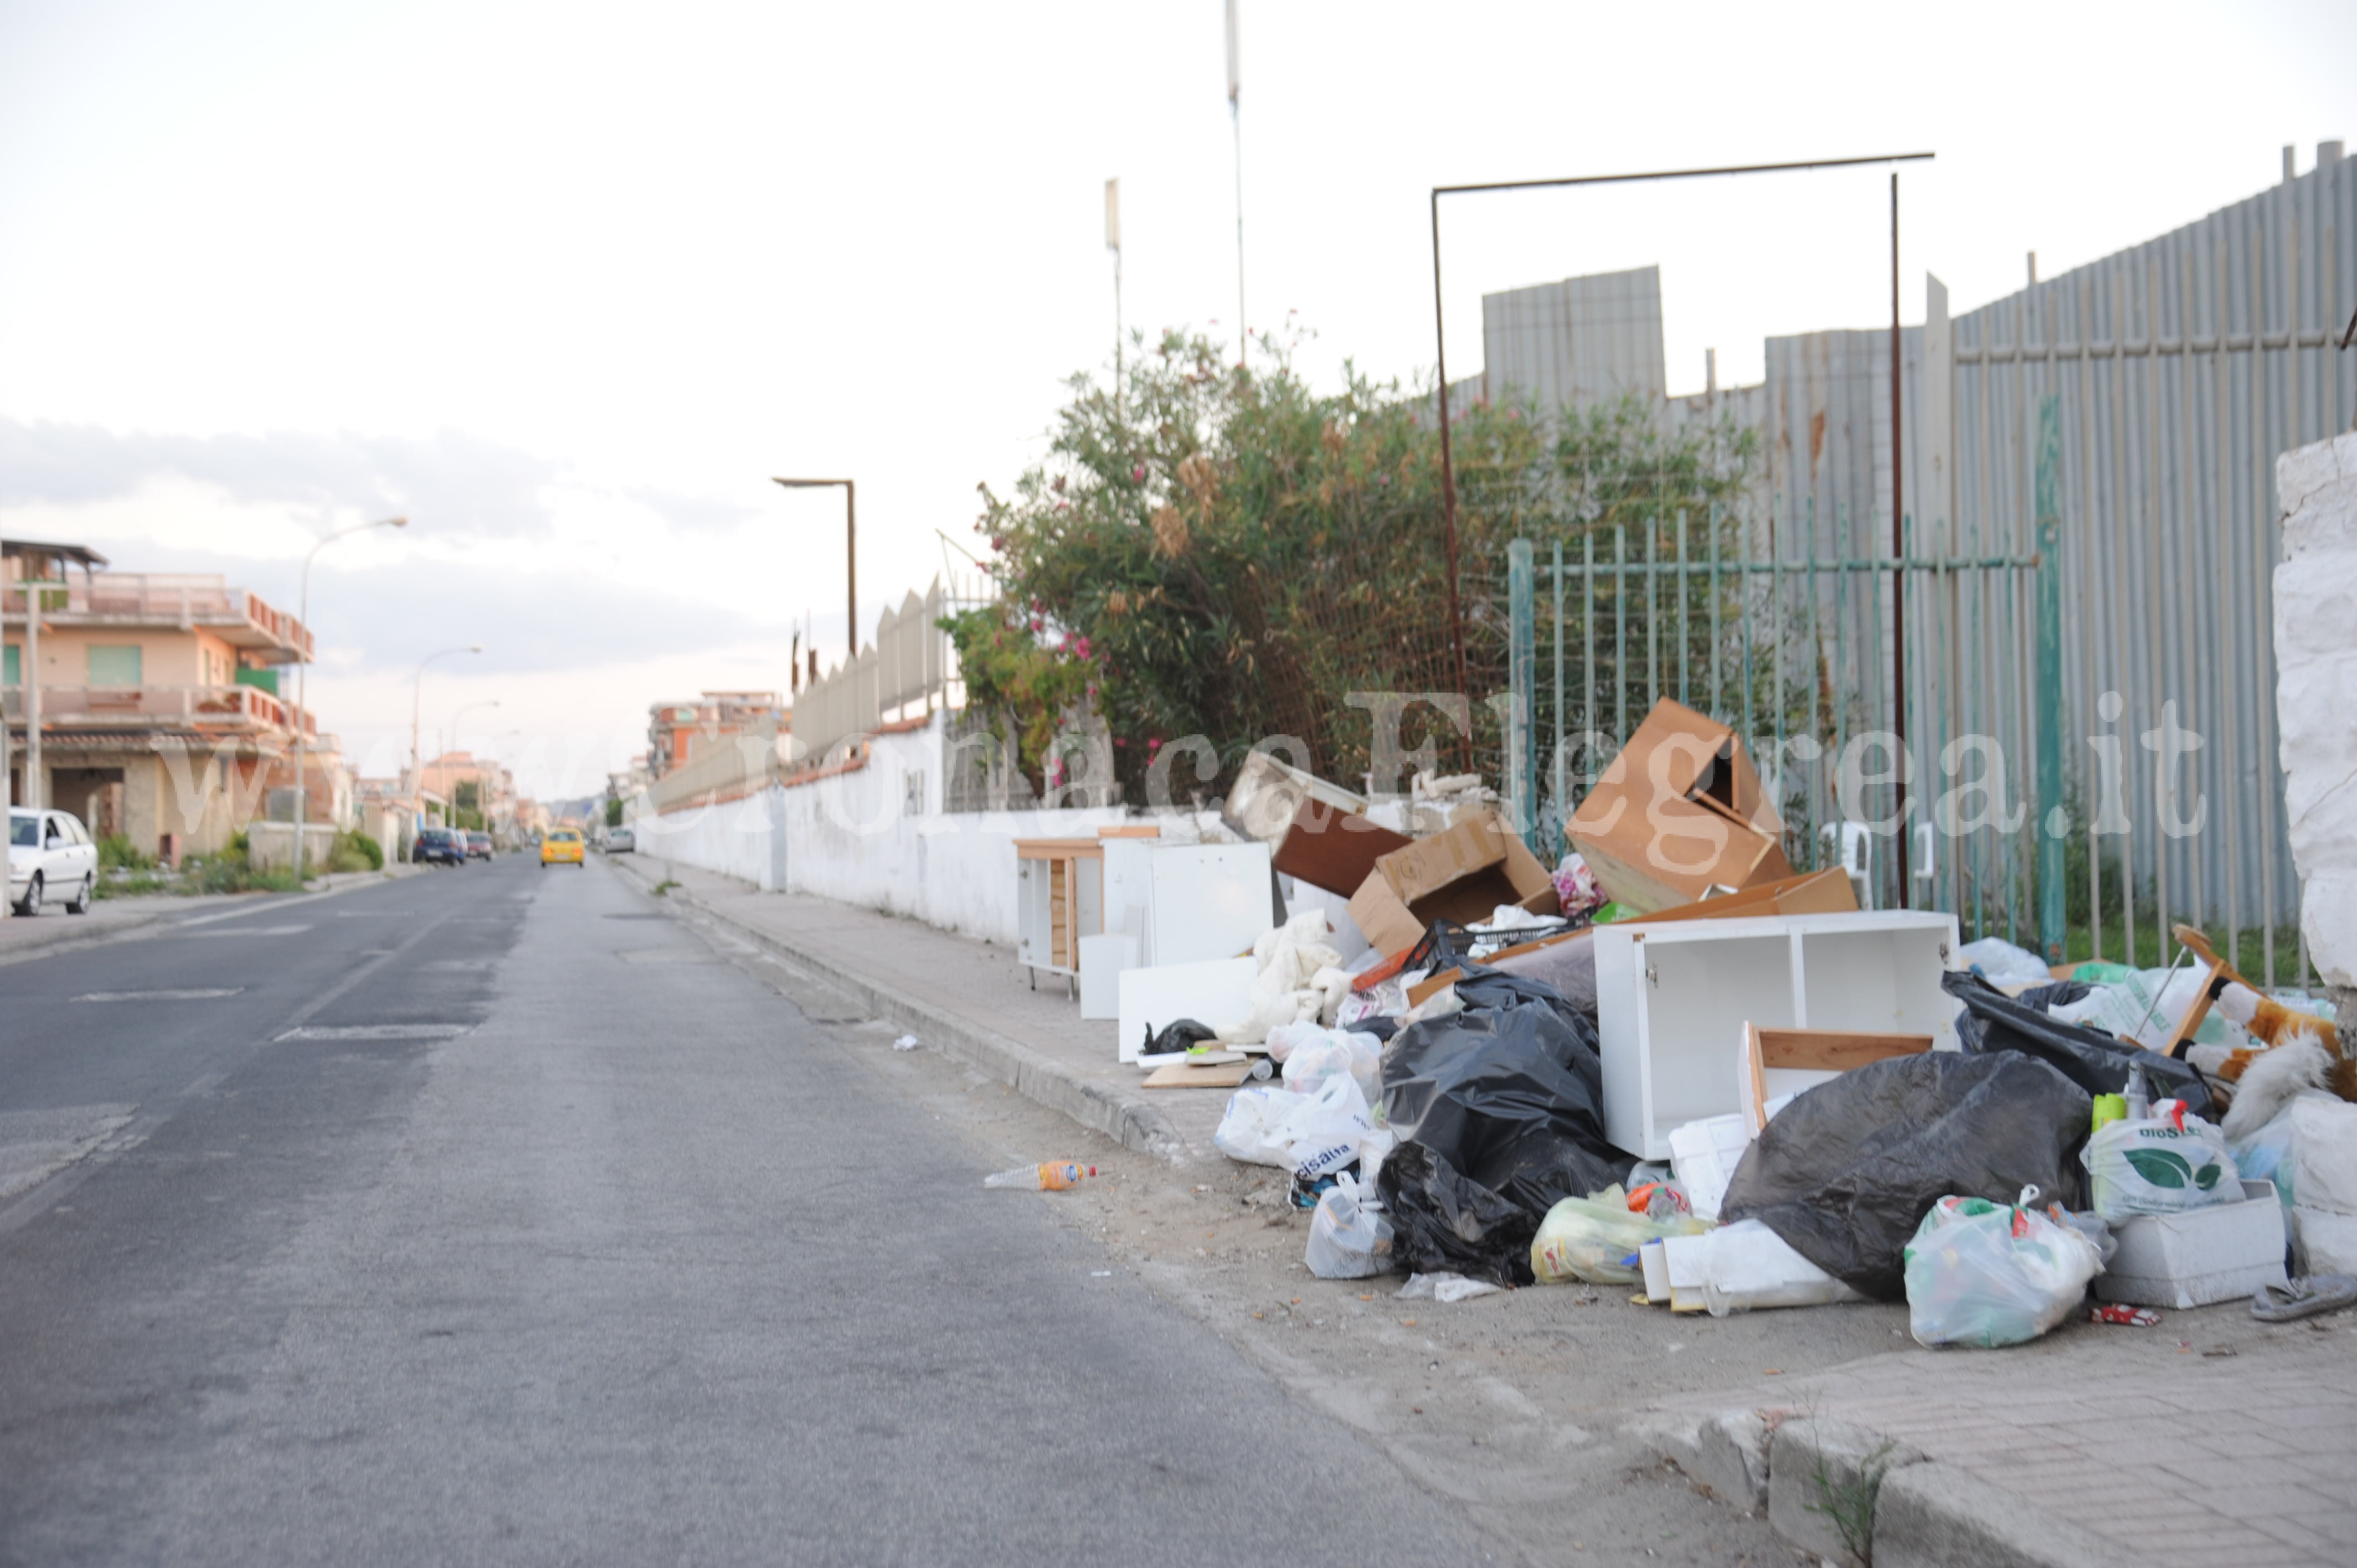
[2,0,2350,799]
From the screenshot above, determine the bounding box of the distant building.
[646,692,785,780]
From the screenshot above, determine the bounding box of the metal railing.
[1,683,316,736]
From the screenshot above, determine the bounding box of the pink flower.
[1146,737,1161,753]
[1028,617,1043,632]
[1131,465,1146,482]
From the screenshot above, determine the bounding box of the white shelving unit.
[1594,910,1961,1159]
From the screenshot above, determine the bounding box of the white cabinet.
[1100,840,1274,969]
[1594,910,1960,1159]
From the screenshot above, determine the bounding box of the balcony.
[1,574,312,662]
[2,683,316,738]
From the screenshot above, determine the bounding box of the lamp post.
[442,699,501,827]
[771,478,855,659]
[411,645,481,839]
[292,517,406,884]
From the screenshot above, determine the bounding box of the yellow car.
[541,828,585,868]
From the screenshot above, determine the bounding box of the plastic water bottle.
[2123,1064,2150,1124]
[984,1161,1097,1190]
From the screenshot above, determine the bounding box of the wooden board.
[1742,1023,1932,1135]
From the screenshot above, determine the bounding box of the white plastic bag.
[1279,1074,1378,1182]
[1956,936,2054,987]
[2082,1113,2243,1222]
[1700,1219,1866,1316]
[1903,1192,2103,1348]
[1213,1084,1299,1168]
[2284,1096,2357,1217]
[1530,1186,1710,1286]
[1277,1026,1382,1104]
[1305,1174,1394,1279]
[1396,1271,1501,1302]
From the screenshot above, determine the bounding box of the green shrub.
[97,833,154,871]
[330,828,384,873]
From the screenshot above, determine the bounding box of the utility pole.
[293,517,405,884]
[1106,178,1123,417]
[1225,0,1246,365]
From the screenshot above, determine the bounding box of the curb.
[1630,1407,2138,1568]
[612,856,1191,1162]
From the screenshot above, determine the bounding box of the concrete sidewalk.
[610,853,1230,1159]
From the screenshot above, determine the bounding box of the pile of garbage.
[1181,699,2357,1342]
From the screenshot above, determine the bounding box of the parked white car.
[9,807,100,916]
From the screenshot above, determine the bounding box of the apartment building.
[3,541,324,858]
[646,691,786,780]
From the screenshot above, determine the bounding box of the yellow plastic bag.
[1531,1185,1711,1285]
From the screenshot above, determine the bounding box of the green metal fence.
[1501,400,2068,952]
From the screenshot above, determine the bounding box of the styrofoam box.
[1594,910,1960,1159]
[2290,1205,2357,1276]
[2095,1180,2288,1309]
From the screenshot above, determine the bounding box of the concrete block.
[1692,1409,1772,1510]
[1622,1409,1706,1476]
[2299,874,2357,988]
[1767,1415,1924,1567]
[2274,431,2353,527]
[1874,1461,2139,1568]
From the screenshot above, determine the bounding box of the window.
[3,644,17,685]
[8,814,33,848]
[88,644,143,685]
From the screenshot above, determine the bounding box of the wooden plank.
[1755,1029,1933,1071]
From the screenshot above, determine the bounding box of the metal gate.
[1500,399,2085,962]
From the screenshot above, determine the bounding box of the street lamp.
[411,645,481,835]
[771,478,856,659]
[292,517,406,884]
[442,699,501,825]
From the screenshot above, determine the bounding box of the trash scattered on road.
[984,1161,1097,1190]
[1305,1173,1393,1279]
[1396,1271,1502,1303]
[892,1034,920,1052]
[2089,1303,2162,1326]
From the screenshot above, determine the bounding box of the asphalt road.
[0,857,1497,1566]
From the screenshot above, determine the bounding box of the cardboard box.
[1623,867,1857,926]
[1270,796,1413,898]
[1346,806,1562,957]
[1567,699,1794,914]
[2094,1180,2289,1310]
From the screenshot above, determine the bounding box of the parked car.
[541,828,585,868]
[8,807,99,916]
[466,831,493,860]
[604,826,634,853]
[414,826,468,867]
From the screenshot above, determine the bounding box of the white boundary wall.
[629,712,1131,945]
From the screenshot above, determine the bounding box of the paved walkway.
[618,854,1234,1151]
[1649,1285,2357,1565]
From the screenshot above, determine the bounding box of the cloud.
[622,483,767,534]
[0,417,562,539]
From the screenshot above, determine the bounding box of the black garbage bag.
[1375,970,1626,1286]
[1944,971,2214,1118]
[1377,1143,1537,1285]
[1718,1051,2092,1301]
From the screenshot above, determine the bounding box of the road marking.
[73,988,245,1002]
[276,1024,471,1041]
[181,924,312,938]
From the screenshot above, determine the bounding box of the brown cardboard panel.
[1140,1059,1260,1089]
[1623,867,1858,926]
[1346,807,1562,957]
[1566,699,1793,913]
[1271,797,1412,896]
